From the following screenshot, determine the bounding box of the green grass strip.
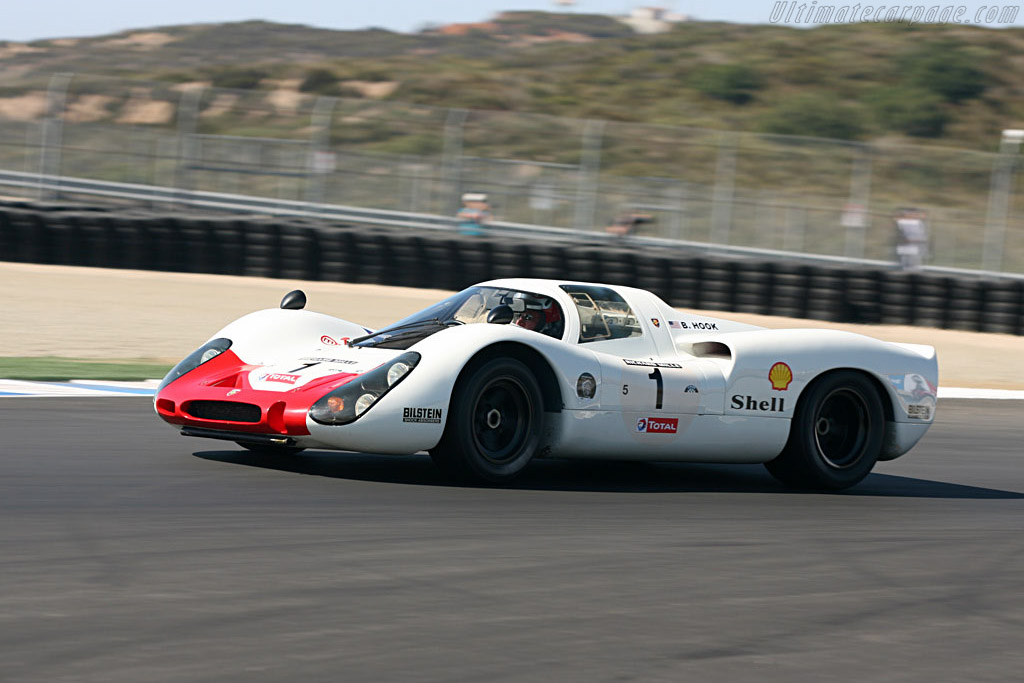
[0,357,172,381]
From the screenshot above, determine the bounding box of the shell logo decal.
[769,362,793,391]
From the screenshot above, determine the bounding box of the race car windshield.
[353,286,563,349]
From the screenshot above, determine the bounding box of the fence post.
[441,108,469,219]
[710,132,737,246]
[573,119,605,232]
[784,202,805,252]
[983,133,1022,272]
[306,96,338,206]
[845,145,872,259]
[37,73,73,201]
[672,181,687,241]
[174,87,202,198]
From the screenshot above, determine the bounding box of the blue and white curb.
[0,379,1022,400]
[0,379,160,397]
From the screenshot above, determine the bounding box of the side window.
[560,285,643,344]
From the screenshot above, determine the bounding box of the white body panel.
[165,278,939,464]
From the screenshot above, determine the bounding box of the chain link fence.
[0,74,1020,274]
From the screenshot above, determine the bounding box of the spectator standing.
[895,208,928,269]
[456,193,492,236]
[606,212,652,239]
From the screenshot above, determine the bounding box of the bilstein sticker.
[403,407,442,423]
[907,404,931,420]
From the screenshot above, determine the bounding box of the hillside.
[1,12,1022,150]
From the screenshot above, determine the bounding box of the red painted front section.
[155,350,358,436]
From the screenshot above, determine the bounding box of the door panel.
[598,354,725,416]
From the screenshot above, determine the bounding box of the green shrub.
[903,42,989,104]
[691,64,763,105]
[867,86,949,138]
[350,67,393,82]
[299,68,341,95]
[760,95,866,140]
[371,132,443,155]
[208,67,268,90]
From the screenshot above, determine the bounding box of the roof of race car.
[477,278,647,300]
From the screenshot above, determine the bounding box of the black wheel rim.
[813,388,871,469]
[471,376,532,465]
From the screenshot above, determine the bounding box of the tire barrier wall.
[1,203,1022,336]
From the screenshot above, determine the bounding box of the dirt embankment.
[1,262,1019,388]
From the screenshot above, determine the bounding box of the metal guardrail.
[1,168,1020,281]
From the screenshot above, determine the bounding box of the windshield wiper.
[348,318,450,346]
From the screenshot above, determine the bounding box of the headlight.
[200,347,223,363]
[387,361,412,386]
[157,338,232,392]
[355,393,376,416]
[309,352,420,426]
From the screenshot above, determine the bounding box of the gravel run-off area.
[1,262,1020,389]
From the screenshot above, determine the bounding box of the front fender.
[304,325,602,454]
[409,324,603,412]
[208,308,371,364]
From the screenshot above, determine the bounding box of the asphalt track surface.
[2,399,1022,682]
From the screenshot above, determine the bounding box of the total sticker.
[636,416,678,434]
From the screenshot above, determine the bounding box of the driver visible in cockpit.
[509,292,564,339]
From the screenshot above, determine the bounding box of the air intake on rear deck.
[186,401,261,423]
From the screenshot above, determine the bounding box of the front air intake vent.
[185,400,261,423]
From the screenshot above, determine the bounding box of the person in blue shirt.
[456,193,492,236]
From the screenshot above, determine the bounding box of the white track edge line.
[1,381,1023,400]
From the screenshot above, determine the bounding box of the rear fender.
[692,329,938,425]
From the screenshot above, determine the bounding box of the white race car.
[155,279,938,490]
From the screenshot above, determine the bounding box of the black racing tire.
[430,357,543,484]
[764,371,884,491]
[237,442,306,456]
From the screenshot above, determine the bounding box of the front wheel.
[431,357,543,483]
[765,371,884,490]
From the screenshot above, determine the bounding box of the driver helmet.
[512,292,561,334]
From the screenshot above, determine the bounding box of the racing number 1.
[648,368,663,410]
[288,362,320,373]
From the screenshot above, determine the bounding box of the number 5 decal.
[648,368,663,410]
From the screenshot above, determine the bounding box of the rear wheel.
[765,371,884,490]
[431,357,543,483]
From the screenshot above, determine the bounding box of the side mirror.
[487,305,514,324]
[280,290,306,310]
